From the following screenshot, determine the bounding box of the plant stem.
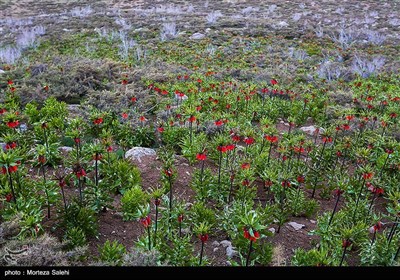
[218,150,222,185]
[245,240,253,267]
[179,222,182,238]
[388,217,398,245]
[147,226,151,250]
[368,191,377,213]
[228,174,234,204]
[8,171,18,210]
[78,178,83,204]
[267,143,273,165]
[328,193,341,226]
[199,241,204,265]
[339,246,347,266]
[154,204,158,245]
[42,164,50,218]
[95,155,99,188]
[371,230,376,246]
[352,178,366,222]
[60,186,67,212]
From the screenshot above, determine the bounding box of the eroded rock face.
[125,147,156,162]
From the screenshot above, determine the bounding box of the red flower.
[1,167,7,174]
[231,134,241,142]
[297,175,305,184]
[157,126,164,133]
[244,137,255,145]
[217,145,228,153]
[264,180,273,187]
[6,120,19,128]
[121,112,128,119]
[131,97,137,103]
[196,106,202,111]
[243,228,260,242]
[7,79,13,85]
[93,118,103,125]
[334,189,344,196]
[345,115,354,121]
[43,85,49,91]
[5,142,17,150]
[8,165,18,173]
[5,193,13,202]
[59,180,66,188]
[76,168,86,179]
[281,180,291,188]
[196,153,207,161]
[389,112,397,119]
[74,137,81,144]
[241,162,250,169]
[322,137,333,143]
[342,239,352,248]
[226,144,235,151]
[178,214,184,223]
[164,168,173,177]
[215,120,223,126]
[161,90,168,95]
[265,135,278,143]
[107,146,113,152]
[38,155,46,164]
[373,221,382,232]
[188,115,196,123]
[293,146,305,154]
[386,149,394,154]
[0,108,6,114]
[270,79,278,86]
[93,154,102,161]
[140,216,151,228]
[242,179,250,187]
[122,79,128,85]
[154,198,161,206]
[197,79,202,84]
[199,234,208,242]
[362,172,373,180]
[336,151,342,157]
[342,124,350,131]
[139,116,147,122]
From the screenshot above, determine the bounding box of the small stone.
[185,171,190,176]
[212,241,220,247]
[59,146,73,153]
[300,125,325,135]
[220,240,232,248]
[213,247,219,252]
[288,222,305,231]
[226,246,238,258]
[111,231,116,234]
[226,261,232,266]
[310,220,316,224]
[268,228,276,234]
[190,32,205,40]
[0,69,5,74]
[125,147,156,163]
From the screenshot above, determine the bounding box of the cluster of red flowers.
[264,135,278,143]
[366,182,384,195]
[38,155,46,164]
[196,153,207,161]
[1,165,18,174]
[5,142,17,150]
[75,168,87,178]
[199,233,208,242]
[6,120,19,128]
[140,216,151,228]
[243,227,260,242]
[93,118,103,125]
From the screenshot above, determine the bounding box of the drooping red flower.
[226,144,235,151]
[93,153,103,161]
[1,167,7,174]
[297,175,305,184]
[345,115,354,121]
[131,97,137,103]
[178,214,184,223]
[215,120,224,127]
[122,79,128,85]
[188,115,196,123]
[293,146,305,154]
[389,112,397,119]
[6,120,19,128]
[5,142,17,150]
[196,106,202,111]
[76,168,86,179]
[373,221,382,232]
[281,180,291,188]
[322,137,333,143]
[164,168,173,177]
[43,85,49,91]
[59,180,66,188]
[244,137,255,145]
[140,216,151,228]
[7,165,18,173]
[334,189,344,196]
[264,180,273,188]
[242,179,250,187]
[196,153,207,161]
[93,118,103,125]
[161,90,169,95]
[243,228,260,242]
[362,172,374,180]
[121,112,128,119]
[5,193,13,202]
[342,239,352,248]
[270,79,278,86]
[7,79,13,85]
[265,135,278,143]
[157,126,164,133]
[154,198,161,206]
[74,137,81,144]
[231,134,241,142]
[199,234,208,242]
[241,162,250,169]
[106,146,113,152]
[217,145,228,153]
[385,149,394,155]
[342,124,350,131]
[38,155,46,164]
[139,116,147,122]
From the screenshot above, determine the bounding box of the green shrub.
[98,240,126,266]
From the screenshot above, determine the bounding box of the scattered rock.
[288,222,305,231]
[220,240,232,248]
[268,228,276,234]
[212,241,220,247]
[310,220,316,224]
[299,125,325,135]
[190,32,205,40]
[0,143,6,152]
[111,231,116,234]
[213,247,219,253]
[226,261,232,266]
[226,246,238,258]
[125,147,156,163]
[59,146,73,153]
[0,69,5,74]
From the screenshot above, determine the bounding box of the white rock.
[59,146,73,153]
[125,147,156,163]
[310,220,316,224]
[0,69,5,74]
[299,125,325,135]
[190,32,205,40]
[226,246,238,258]
[288,222,305,231]
[213,247,219,252]
[268,228,276,234]
[212,241,220,247]
[220,240,232,248]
